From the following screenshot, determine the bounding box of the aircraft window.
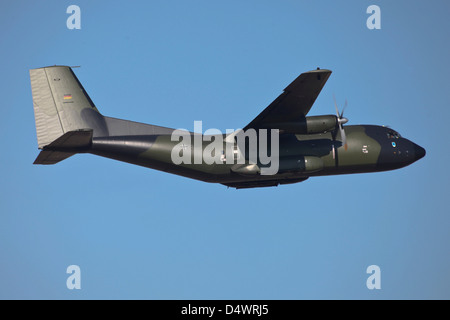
[387,130,401,139]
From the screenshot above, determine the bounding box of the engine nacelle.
[278,156,324,173]
[266,115,337,134]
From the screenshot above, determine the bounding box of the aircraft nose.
[413,143,426,161]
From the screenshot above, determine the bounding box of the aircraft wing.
[244,69,332,130]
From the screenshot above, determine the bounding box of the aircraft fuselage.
[89,124,425,188]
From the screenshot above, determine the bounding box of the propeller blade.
[333,94,340,118]
[332,95,349,151]
[341,99,348,118]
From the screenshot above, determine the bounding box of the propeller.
[333,94,349,151]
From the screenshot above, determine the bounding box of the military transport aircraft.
[29,66,425,189]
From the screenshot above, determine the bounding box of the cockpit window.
[387,130,401,139]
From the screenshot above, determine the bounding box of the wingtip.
[307,68,332,74]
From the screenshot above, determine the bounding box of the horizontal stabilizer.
[43,129,93,149]
[33,150,75,165]
[33,129,93,165]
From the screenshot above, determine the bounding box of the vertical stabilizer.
[30,65,107,149]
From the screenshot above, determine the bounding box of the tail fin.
[30,65,107,164]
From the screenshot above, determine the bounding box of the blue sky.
[0,0,448,299]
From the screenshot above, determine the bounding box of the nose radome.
[414,143,426,161]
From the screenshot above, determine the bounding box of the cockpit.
[386,129,401,139]
[375,125,425,169]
